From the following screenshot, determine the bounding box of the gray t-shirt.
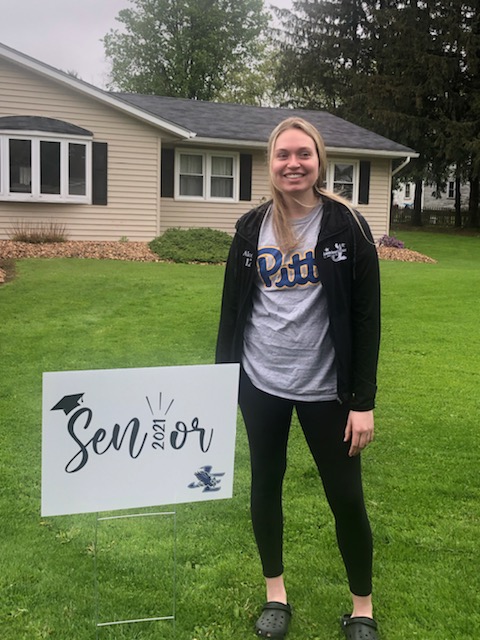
[242,205,337,401]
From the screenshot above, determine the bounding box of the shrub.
[8,221,68,243]
[378,234,405,249]
[149,227,232,263]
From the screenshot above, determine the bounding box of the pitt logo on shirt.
[258,247,320,289]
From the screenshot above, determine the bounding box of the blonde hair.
[267,117,361,252]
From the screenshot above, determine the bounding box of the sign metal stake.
[94,510,177,638]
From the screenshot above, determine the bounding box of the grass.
[1,232,479,639]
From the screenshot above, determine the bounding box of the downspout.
[392,156,412,177]
[389,156,412,234]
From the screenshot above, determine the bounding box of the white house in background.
[393,171,470,210]
[0,42,417,242]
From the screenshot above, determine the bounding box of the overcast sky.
[0,0,292,89]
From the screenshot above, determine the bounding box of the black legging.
[239,369,373,597]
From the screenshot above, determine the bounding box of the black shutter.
[92,142,108,206]
[239,153,252,201]
[358,160,370,205]
[161,148,175,197]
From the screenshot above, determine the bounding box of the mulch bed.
[0,240,436,284]
[376,246,436,263]
[0,240,159,263]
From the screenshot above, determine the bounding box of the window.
[69,143,87,196]
[179,153,204,196]
[0,133,91,203]
[326,161,359,203]
[41,141,61,194]
[211,156,234,198]
[333,163,354,200]
[9,139,32,193]
[448,181,455,199]
[175,150,238,201]
[405,183,411,199]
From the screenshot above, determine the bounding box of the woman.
[216,117,381,640]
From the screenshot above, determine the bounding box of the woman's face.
[271,128,320,200]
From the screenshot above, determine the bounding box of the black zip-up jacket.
[215,199,381,411]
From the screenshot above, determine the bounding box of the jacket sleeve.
[215,233,240,363]
[350,216,381,411]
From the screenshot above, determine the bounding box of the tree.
[427,1,480,227]
[275,1,437,225]
[463,2,480,227]
[275,1,480,227]
[272,0,375,118]
[103,0,271,103]
[214,40,283,106]
[364,1,442,225]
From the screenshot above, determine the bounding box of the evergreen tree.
[275,0,480,227]
[273,0,375,118]
[428,1,480,226]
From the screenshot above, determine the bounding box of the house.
[393,172,469,211]
[0,42,417,242]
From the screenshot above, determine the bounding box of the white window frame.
[326,160,359,205]
[174,149,239,203]
[0,131,92,203]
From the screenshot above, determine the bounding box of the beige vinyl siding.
[160,149,270,234]
[1,56,393,242]
[356,158,392,239]
[162,152,391,240]
[329,155,392,240]
[0,58,161,241]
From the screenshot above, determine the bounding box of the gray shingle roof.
[0,115,92,136]
[113,93,415,155]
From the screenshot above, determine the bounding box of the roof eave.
[185,136,266,149]
[0,43,196,140]
[329,146,419,159]
[186,136,418,158]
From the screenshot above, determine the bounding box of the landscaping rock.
[377,246,436,263]
[0,240,436,269]
[0,240,160,262]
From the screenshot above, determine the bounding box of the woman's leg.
[239,370,294,601]
[296,401,373,608]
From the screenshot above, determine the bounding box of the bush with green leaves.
[149,227,232,263]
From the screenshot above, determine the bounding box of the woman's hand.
[344,410,374,457]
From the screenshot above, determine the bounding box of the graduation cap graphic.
[51,393,85,415]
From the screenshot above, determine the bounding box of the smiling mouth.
[284,173,304,179]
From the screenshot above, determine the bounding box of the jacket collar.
[236,197,352,244]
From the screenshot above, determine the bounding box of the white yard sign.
[42,364,239,516]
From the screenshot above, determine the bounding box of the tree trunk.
[412,178,423,226]
[468,175,479,228]
[389,189,395,227]
[454,173,462,228]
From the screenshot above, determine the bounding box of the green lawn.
[1,232,479,639]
